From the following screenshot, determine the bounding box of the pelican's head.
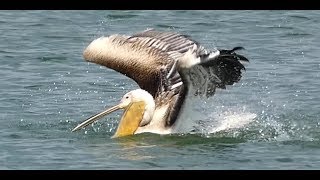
[72,89,155,138]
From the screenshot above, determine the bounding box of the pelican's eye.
[125,96,129,99]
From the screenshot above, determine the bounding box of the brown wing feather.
[82,30,206,97]
[83,34,176,97]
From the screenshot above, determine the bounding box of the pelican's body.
[72,29,249,138]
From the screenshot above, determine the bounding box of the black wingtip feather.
[231,46,245,52]
[200,46,249,89]
[219,46,249,62]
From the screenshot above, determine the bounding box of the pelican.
[72,29,249,138]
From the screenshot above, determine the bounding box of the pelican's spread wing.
[83,29,249,127]
[83,29,216,96]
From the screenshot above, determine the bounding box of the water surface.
[1,10,320,169]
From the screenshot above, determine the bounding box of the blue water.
[1,10,320,169]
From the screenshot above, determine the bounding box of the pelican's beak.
[72,101,146,139]
[112,101,145,138]
[72,103,124,132]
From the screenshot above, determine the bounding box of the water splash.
[208,111,256,133]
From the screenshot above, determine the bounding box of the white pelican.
[72,29,249,138]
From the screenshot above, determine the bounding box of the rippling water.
[1,10,320,169]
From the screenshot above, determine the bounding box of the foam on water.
[208,111,257,133]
